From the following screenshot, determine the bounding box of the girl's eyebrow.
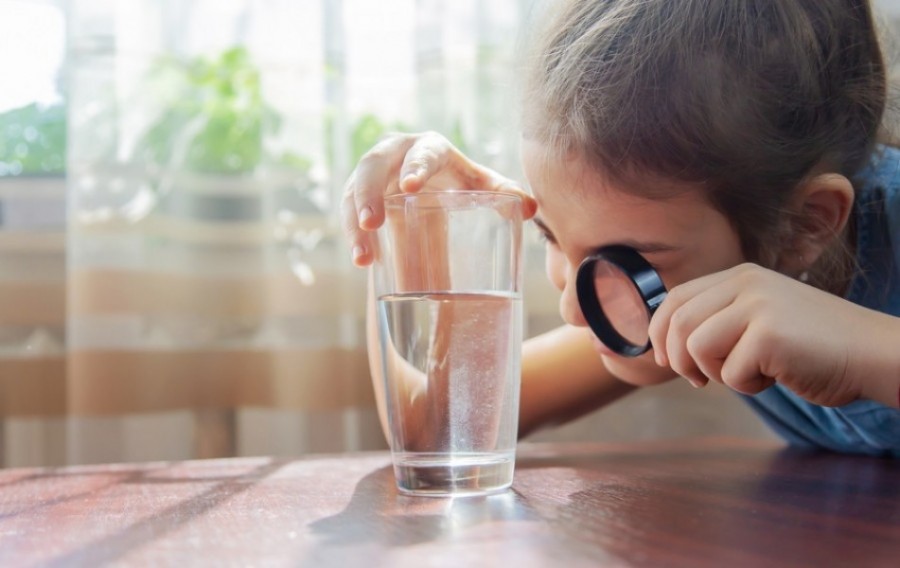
[532,217,680,254]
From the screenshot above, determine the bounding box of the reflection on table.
[0,438,897,567]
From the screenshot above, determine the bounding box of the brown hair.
[523,0,888,293]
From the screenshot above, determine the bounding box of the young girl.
[342,0,900,456]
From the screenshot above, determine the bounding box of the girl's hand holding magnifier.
[647,264,900,408]
[576,253,900,408]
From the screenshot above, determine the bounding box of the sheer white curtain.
[1,0,550,466]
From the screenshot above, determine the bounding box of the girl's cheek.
[545,246,567,291]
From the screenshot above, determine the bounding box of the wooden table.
[1,438,897,567]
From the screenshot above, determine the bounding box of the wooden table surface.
[1,438,897,567]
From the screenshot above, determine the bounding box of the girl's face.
[521,139,746,357]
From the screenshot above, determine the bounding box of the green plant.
[0,102,66,176]
[323,111,416,170]
[136,46,310,175]
[345,113,466,167]
[351,113,416,164]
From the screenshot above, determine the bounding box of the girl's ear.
[780,173,854,276]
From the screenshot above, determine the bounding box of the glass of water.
[374,190,524,496]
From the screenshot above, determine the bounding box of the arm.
[857,310,900,408]
[367,274,654,442]
[518,325,638,437]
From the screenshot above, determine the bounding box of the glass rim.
[383,189,524,209]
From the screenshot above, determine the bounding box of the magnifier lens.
[577,245,667,357]
[592,260,651,346]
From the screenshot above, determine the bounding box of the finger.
[399,132,497,193]
[454,151,538,219]
[719,327,777,395]
[341,191,375,266]
[649,265,750,367]
[662,295,713,389]
[685,304,748,385]
[401,134,538,219]
[398,132,454,193]
[666,341,710,390]
[475,168,539,220]
[662,281,737,386]
[652,275,738,376]
[351,134,416,231]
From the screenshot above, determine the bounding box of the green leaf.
[133,46,311,176]
[0,102,66,176]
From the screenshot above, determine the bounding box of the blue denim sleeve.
[889,183,900,277]
[740,145,900,456]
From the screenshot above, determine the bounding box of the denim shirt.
[741,145,900,457]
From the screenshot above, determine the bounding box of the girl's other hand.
[648,263,899,407]
[341,131,537,267]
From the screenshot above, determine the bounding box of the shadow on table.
[306,461,624,566]
[309,465,544,549]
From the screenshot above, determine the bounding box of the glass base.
[393,452,514,497]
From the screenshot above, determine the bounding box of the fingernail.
[403,168,424,184]
[358,207,373,225]
[352,245,365,261]
[686,377,705,389]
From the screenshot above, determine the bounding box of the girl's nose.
[559,274,589,328]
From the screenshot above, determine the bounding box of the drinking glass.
[374,190,524,496]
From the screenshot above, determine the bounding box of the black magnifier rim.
[576,245,668,357]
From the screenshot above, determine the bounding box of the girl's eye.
[537,230,557,246]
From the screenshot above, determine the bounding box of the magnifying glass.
[576,245,668,357]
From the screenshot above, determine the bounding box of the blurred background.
[2,0,899,467]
